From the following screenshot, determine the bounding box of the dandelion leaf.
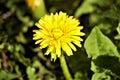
[92,72,111,80]
[84,27,120,59]
[92,56,120,76]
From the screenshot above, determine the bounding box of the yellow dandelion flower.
[33,11,85,61]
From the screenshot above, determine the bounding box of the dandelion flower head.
[33,11,85,61]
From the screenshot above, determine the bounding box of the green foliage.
[116,23,120,35]
[0,70,20,80]
[93,56,120,75]
[84,27,120,59]
[26,66,38,80]
[115,22,120,39]
[74,71,89,80]
[92,71,111,80]
[75,0,113,17]
[75,0,96,17]
[84,27,120,80]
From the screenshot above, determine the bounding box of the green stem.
[59,54,73,80]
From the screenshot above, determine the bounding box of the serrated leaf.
[84,27,120,59]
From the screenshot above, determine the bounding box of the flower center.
[51,28,63,39]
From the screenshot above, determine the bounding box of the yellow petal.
[62,42,73,56]
[67,42,77,51]
[35,23,43,29]
[40,43,49,49]
[55,41,61,57]
[45,46,54,55]
[70,36,83,41]
[33,35,41,40]
[40,39,49,48]
[51,53,57,61]
[73,41,82,48]
[35,40,42,44]
[78,26,83,30]
[79,32,85,36]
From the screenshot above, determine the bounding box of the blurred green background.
[0,0,120,80]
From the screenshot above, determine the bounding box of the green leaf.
[97,23,112,34]
[75,0,115,17]
[90,0,113,7]
[101,5,120,21]
[115,22,120,39]
[26,66,37,80]
[84,27,120,59]
[16,10,30,23]
[0,42,5,49]
[0,70,20,80]
[91,61,103,73]
[92,72,111,80]
[16,33,27,44]
[74,72,89,80]
[89,14,101,26]
[75,0,96,17]
[93,56,120,76]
